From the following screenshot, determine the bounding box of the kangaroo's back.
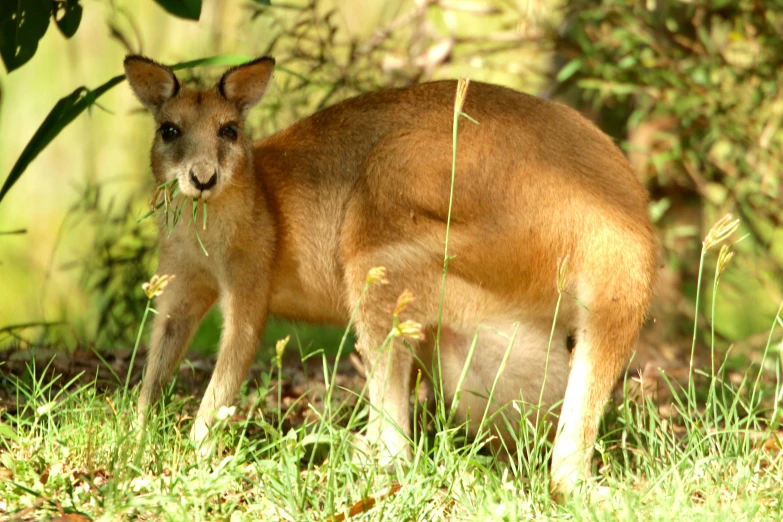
[257,80,654,317]
[257,81,646,212]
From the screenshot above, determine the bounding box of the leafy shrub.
[557,0,783,341]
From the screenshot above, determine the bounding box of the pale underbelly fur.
[422,320,571,451]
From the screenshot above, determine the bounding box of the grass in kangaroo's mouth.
[139,178,209,256]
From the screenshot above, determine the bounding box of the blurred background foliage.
[0,0,781,365]
[556,0,783,347]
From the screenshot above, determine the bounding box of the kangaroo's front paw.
[190,416,216,458]
[351,431,411,472]
[191,416,211,442]
[550,464,582,505]
[551,472,614,507]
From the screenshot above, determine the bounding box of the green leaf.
[0,0,51,73]
[300,433,334,446]
[0,81,118,205]
[556,58,583,83]
[0,54,254,206]
[153,0,202,21]
[53,0,83,38]
[169,54,253,71]
[0,321,63,335]
[0,422,17,442]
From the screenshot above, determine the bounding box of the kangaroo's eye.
[159,122,181,142]
[219,122,239,141]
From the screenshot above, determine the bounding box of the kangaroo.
[124,55,657,502]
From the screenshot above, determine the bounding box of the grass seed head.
[394,320,424,341]
[142,274,175,299]
[275,335,291,370]
[393,289,416,317]
[366,266,389,286]
[454,78,471,117]
[703,213,740,251]
[717,244,734,277]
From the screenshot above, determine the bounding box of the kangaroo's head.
[124,55,275,201]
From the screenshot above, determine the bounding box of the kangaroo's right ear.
[124,55,180,111]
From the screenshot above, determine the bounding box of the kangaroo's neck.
[212,155,263,221]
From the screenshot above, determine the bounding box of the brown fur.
[124,55,657,502]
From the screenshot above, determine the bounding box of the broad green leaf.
[0,422,17,442]
[0,0,51,73]
[169,54,253,71]
[556,58,582,83]
[153,0,202,21]
[0,55,253,206]
[0,321,63,335]
[54,0,83,38]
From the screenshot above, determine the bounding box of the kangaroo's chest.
[268,234,348,324]
[267,195,350,324]
[157,209,245,282]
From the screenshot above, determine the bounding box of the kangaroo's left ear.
[219,57,275,118]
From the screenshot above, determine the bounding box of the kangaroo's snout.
[189,169,218,192]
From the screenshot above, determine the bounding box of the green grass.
[0,327,782,521]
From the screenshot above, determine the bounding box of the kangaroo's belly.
[420,318,572,446]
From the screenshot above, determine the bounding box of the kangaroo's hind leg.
[344,250,446,465]
[550,247,655,502]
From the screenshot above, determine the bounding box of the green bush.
[558,0,783,342]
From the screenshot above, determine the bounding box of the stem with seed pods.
[690,214,739,415]
[126,274,175,396]
[275,336,289,432]
[707,245,732,424]
[691,214,739,365]
[435,78,476,405]
[126,299,151,396]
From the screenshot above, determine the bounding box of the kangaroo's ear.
[219,57,275,117]
[124,55,179,111]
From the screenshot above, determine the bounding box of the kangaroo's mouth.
[178,172,221,201]
[194,188,215,201]
[179,186,215,201]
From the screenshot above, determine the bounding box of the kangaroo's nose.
[189,170,217,192]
